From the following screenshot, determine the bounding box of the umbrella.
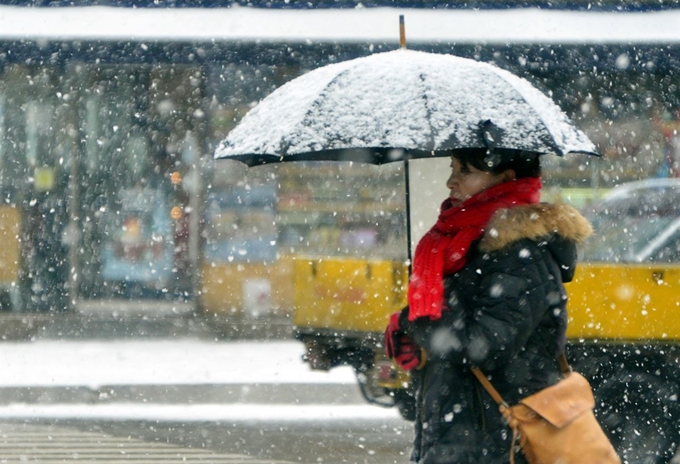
[215,49,598,165]
[215,49,599,257]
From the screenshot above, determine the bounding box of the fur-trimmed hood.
[477,203,592,283]
[479,203,593,253]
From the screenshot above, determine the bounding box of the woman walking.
[385,148,593,463]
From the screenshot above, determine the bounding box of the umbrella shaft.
[405,159,412,271]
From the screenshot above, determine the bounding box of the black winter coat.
[399,203,593,464]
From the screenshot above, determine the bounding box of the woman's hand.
[384,312,403,359]
[394,334,427,370]
[385,312,427,371]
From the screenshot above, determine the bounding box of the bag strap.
[470,367,516,464]
[471,352,571,406]
[471,367,506,405]
[558,352,571,375]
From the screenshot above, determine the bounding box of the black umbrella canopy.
[215,49,598,166]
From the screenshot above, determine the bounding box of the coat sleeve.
[399,240,553,371]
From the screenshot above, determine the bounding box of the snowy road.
[0,339,412,463]
[0,339,401,423]
[0,422,295,464]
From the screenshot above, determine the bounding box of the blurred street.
[0,417,412,464]
[0,422,293,464]
[0,311,412,463]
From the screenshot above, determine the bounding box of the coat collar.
[478,203,593,253]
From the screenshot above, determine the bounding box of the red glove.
[384,312,425,371]
[394,334,423,371]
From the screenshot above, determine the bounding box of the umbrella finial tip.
[399,15,407,49]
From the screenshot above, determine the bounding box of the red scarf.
[407,177,542,321]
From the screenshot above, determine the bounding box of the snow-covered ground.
[0,340,355,388]
[0,340,400,421]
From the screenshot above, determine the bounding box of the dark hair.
[452,148,541,179]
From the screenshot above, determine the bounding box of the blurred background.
[1,3,680,462]
[0,1,677,321]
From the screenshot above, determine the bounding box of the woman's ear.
[503,169,517,182]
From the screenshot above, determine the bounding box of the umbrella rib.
[489,69,569,156]
[417,72,438,153]
[292,67,356,154]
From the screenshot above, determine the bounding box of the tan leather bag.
[471,356,621,464]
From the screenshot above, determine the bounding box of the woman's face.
[446,157,511,202]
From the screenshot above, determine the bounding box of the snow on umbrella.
[215,49,598,165]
